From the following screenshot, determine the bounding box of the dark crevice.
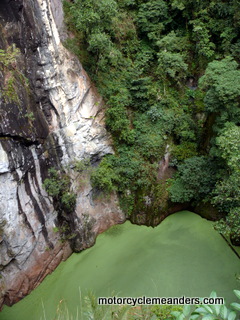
[221,234,240,260]
[30,165,52,217]
[0,134,41,146]
[17,188,35,237]
[76,86,91,113]
[24,174,49,243]
[0,256,15,270]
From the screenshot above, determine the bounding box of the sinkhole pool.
[0,211,239,320]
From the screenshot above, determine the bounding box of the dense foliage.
[64,0,240,239]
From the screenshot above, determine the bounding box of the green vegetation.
[52,224,77,243]
[50,293,184,320]
[98,290,239,320]
[0,44,29,104]
[63,0,240,239]
[43,168,76,214]
[169,156,216,203]
[215,208,240,246]
[0,45,20,68]
[170,290,240,320]
[25,112,35,121]
[39,290,240,319]
[1,75,20,104]
[43,168,77,244]
[74,158,91,173]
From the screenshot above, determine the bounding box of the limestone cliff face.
[0,0,124,308]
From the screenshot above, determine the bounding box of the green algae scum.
[0,211,239,319]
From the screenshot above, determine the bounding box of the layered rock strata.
[0,0,124,308]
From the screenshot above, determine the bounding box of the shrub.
[91,158,117,193]
[171,142,198,163]
[215,207,240,245]
[169,156,216,203]
[43,168,76,214]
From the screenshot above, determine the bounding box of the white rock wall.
[36,0,113,164]
[0,0,124,307]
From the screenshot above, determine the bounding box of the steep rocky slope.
[0,0,124,308]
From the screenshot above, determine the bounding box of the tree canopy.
[64,0,240,239]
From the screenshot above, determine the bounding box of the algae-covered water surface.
[0,211,239,320]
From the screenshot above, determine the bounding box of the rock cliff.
[0,0,124,308]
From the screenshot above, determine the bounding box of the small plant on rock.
[43,168,76,214]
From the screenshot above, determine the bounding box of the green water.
[0,211,239,320]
